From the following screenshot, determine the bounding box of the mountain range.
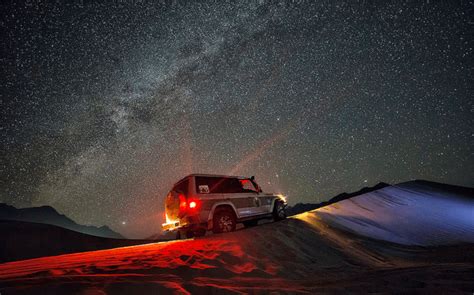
[0,203,123,239]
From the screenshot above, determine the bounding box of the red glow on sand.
[0,237,296,294]
[0,236,280,293]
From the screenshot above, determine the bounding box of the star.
[1,1,472,238]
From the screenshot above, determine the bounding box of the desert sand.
[1,181,473,294]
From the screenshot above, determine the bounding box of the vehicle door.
[245,178,273,214]
[236,178,267,216]
[208,177,257,218]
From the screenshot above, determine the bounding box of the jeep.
[162,174,287,238]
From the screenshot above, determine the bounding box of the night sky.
[1,1,473,238]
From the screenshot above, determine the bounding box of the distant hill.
[286,182,390,216]
[0,203,123,239]
[0,220,153,262]
[146,231,179,241]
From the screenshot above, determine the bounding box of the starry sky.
[1,1,473,238]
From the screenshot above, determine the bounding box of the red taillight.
[178,194,200,215]
[187,199,200,211]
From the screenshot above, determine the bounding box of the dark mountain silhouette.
[0,220,153,263]
[146,231,178,241]
[286,182,390,216]
[0,203,123,239]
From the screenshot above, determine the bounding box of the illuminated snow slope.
[316,181,474,246]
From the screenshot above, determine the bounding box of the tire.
[243,219,258,228]
[176,229,195,239]
[212,207,236,234]
[273,200,287,221]
[185,230,194,239]
[193,228,206,237]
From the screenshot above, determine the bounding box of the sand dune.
[0,220,156,263]
[1,181,473,294]
[316,180,474,246]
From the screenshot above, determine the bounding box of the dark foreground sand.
[1,210,473,294]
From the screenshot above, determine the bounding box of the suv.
[162,174,287,238]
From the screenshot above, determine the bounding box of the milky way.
[1,1,473,237]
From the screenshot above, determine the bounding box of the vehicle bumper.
[162,220,183,232]
[161,215,200,232]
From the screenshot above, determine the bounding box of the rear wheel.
[176,229,196,239]
[212,208,236,234]
[193,228,206,237]
[185,230,194,239]
[273,200,287,221]
[243,219,259,228]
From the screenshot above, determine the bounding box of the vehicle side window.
[195,177,220,194]
[239,179,258,193]
[173,179,189,195]
[195,177,247,194]
[219,178,243,193]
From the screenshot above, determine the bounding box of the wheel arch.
[270,196,286,211]
[207,202,238,229]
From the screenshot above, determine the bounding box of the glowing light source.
[276,194,287,203]
[179,194,187,212]
[189,201,197,209]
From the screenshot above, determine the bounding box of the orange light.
[179,194,187,212]
[189,201,197,209]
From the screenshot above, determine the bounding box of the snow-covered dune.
[315,181,474,246]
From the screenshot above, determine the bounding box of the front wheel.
[212,208,236,234]
[273,201,287,221]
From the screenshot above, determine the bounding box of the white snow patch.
[316,182,474,246]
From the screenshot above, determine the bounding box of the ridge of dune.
[315,181,474,246]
